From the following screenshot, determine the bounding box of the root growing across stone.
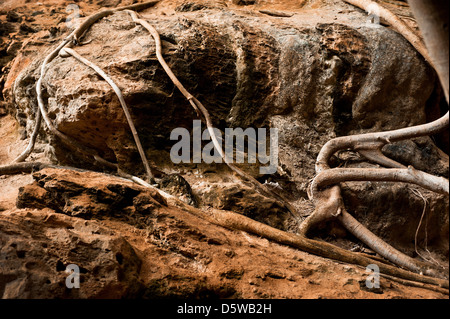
[1,0,448,292]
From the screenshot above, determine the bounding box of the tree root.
[342,0,433,67]
[0,162,52,175]
[2,1,448,292]
[59,47,154,182]
[315,111,449,173]
[12,38,71,163]
[11,1,160,167]
[337,209,444,278]
[1,162,448,290]
[300,186,344,236]
[258,10,294,18]
[0,161,124,177]
[126,10,302,221]
[408,0,449,102]
[379,273,449,295]
[311,167,449,196]
[300,0,449,280]
[135,175,449,289]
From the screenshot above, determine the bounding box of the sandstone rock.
[0,21,15,36]
[159,173,198,207]
[382,137,449,178]
[175,2,208,12]
[4,0,449,285]
[232,0,256,6]
[96,0,121,8]
[193,180,291,230]
[19,23,37,34]
[17,168,167,223]
[0,209,143,298]
[0,160,447,299]
[10,8,438,184]
[6,11,22,23]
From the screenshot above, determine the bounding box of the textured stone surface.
[16,168,167,221]
[1,0,448,299]
[0,209,143,298]
[7,2,449,252]
[8,8,439,180]
[1,167,446,299]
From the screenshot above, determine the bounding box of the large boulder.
[8,7,440,180]
[4,1,448,267]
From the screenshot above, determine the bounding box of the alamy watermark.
[170,120,279,174]
[65,4,81,30]
[365,264,380,289]
[366,3,381,27]
[65,264,80,289]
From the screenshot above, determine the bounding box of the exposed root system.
[1,0,448,292]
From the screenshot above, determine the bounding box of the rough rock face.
[1,0,449,298]
[1,168,445,299]
[9,7,439,184]
[0,209,143,298]
[8,3,448,251]
[17,168,167,220]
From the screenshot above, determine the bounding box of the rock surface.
[0,0,448,299]
[0,209,143,298]
[1,168,446,299]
